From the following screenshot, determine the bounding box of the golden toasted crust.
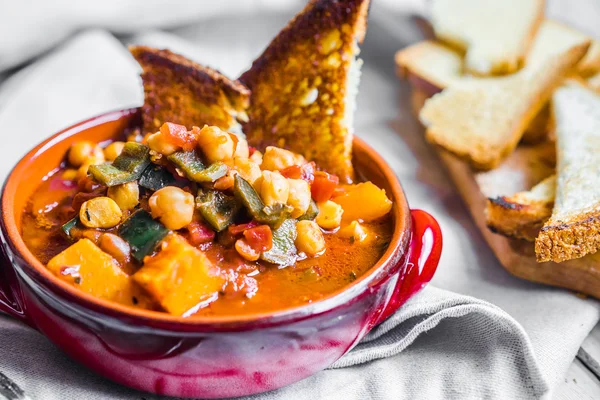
[536,212,600,262]
[486,175,555,241]
[130,46,250,134]
[239,0,370,181]
[419,42,589,170]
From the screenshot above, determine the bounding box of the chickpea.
[103,141,125,161]
[338,221,368,243]
[99,233,131,264]
[287,178,311,218]
[197,126,235,164]
[147,131,178,156]
[234,157,262,186]
[149,186,195,230]
[234,137,250,159]
[79,197,122,228]
[260,170,289,206]
[77,163,92,179]
[107,181,139,211]
[249,150,263,165]
[213,174,235,191]
[260,146,304,171]
[62,169,78,181]
[295,220,326,256]
[316,200,343,230]
[235,238,260,261]
[68,141,105,167]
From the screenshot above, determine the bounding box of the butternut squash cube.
[47,239,144,306]
[133,234,225,316]
[333,182,392,223]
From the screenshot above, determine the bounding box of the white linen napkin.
[0,2,599,399]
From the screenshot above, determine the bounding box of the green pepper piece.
[261,203,293,228]
[196,162,228,182]
[196,189,241,232]
[233,175,292,228]
[260,219,298,267]
[88,164,134,186]
[88,143,150,186]
[168,151,228,183]
[298,199,319,221]
[113,142,151,173]
[61,216,80,238]
[118,209,169,262]
[233,174,264,217]
[139,164,177,191]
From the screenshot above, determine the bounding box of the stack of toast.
[397,0,600,297]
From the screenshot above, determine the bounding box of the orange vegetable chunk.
[133,234,225,316]
[47,239,146,307]
[332,182,392,223]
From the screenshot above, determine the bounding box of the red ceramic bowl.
[0,109,442,398]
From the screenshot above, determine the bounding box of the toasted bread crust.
[536,212,600,262]
[486,197,551,241]
[240,0,370,181]
[130,46,250,134]
[486,175,555,241]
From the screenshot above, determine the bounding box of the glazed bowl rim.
[1,108,411,328]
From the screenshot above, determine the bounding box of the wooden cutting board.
[408,89,600,299]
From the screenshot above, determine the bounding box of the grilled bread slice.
[419,42,589,170]
[430,0,544,75]
[130,46,250,135]
[397,20,600,145]
[396,41,548,144]
[239,0,370,181]
[487,175,555,241]
[395,41,462,91]
[536,82,600,262]
[527,20,600,74]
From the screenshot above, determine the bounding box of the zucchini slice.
[139,164,177,191]
[118,209,169,262]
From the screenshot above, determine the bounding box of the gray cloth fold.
[0,3,599,398]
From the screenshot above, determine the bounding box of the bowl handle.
[0,242,34,328]
[377,209,442,324]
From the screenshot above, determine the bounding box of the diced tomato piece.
[228,221,260,236]
[187,221,216,246]
[311,171,339,202]
[281,165,301,179]
[281,161,315,183]
[160,122,196,151]
[243,225,273,252]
